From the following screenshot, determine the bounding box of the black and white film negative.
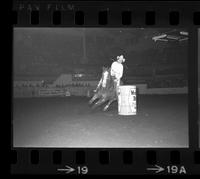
[10,0,200,175]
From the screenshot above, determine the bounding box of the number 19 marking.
[77,166,88,175]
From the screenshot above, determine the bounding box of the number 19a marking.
[166,166,186,174]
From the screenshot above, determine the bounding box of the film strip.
[11,0,200,175]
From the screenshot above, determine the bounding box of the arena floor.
[13,95,188,148]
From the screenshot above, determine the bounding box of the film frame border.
[10,0,200,175]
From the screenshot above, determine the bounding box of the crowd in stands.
[14,78,187,90]
[14,82,92,89]
[147,78,187,88]
[14,83,48,88]
[14,65,187,90]
[13,82,93,98]
[55,83,91,88]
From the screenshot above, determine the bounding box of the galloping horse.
[89,66,123,111]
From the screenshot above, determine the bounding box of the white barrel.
[117,85,137,115]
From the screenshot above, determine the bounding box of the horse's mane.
[101,67,115,91]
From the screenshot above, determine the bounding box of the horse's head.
[102,66,109,73]
[101,66,112,89]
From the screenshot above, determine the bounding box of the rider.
[94,55,125,93]
[110,55,125,93]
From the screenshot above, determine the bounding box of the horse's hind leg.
[103,98,116,111]
[92,98,106,109]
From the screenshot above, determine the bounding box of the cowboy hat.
[117,55,125,62]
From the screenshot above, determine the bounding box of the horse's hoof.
[103,106,108,111]
[88,101,93,105]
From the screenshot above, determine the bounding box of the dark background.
[13,28,188,83]
[199,29,200,87]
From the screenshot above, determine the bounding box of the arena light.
[152,34,167,41]
[167,35,179,40]
[180,31,189,36]
[74,74,84,77]
[155,39,168,42]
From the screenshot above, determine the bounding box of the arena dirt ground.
[13,95,188,148]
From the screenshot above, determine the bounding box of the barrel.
[117,85,137,115]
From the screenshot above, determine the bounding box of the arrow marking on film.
[147,165,165,173]
[57,165,75,174]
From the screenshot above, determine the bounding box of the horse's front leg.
[92,97,106,109]
[103,97,117,111]
[89,93,99,105]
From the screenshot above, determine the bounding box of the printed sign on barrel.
[118,85,137,115]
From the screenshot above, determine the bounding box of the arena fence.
[13,84,188,98]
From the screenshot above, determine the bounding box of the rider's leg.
[114,79,120,95]
[103,79,119,111]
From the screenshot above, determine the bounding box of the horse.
[89,66,123,111]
